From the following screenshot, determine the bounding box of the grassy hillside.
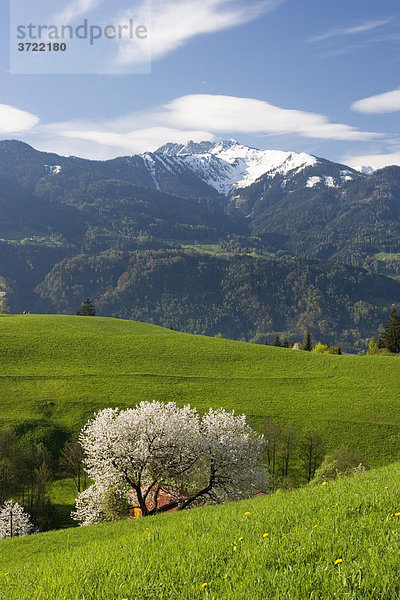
[0,462,399,599]
[0,314,399,465]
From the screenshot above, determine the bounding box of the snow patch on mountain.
[142,154,160,190]
[306,176,322,188]
[44,165,62,175]
[323,176,337,188]
[340,170,353,183]
[179,153,245,196]
[306,174,348,189]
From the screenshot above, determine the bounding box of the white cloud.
[17,93,381,159]
[310,18,391,43]
[0,104,39,135]
[345,150,400,170]
[35,113,216,158]
[351,88,400,114]
[58,126,215,154]
[159,94,381,141]
[115,0,283,65]
[53,0,105,24]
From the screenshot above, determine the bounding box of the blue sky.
[0,0,399,168]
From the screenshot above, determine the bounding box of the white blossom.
[188,408,267,506]
[81,403,201,487]
[74,401,267,525]
[0,501,33,539]
[71,484,107,527]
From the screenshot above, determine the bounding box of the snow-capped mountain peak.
[154,139,318,196]
[156,140,217,157]
[355,165,375,175]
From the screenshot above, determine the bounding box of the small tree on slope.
[77,298,96,317]
[273,336,281,347]
[59,433,87,494]
[0,501,33,539]
[73,401,267,525]
[303,331,312,352]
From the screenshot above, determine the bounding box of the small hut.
[129,486,191,518]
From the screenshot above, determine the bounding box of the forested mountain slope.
[35,250,400,350]
[0,140,399,350]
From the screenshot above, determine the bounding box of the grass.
[0,462,399,599]
[47,479,80,528]
[181,243,275,258]
[0,314,399,466]
[181,243,228,254]
[375,252,400,261]
[374,252,400,282]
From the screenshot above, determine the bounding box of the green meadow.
[0,462,399,599]
[1,314,399,599]
[0,314,399,465]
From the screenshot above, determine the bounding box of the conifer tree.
[273,336,281,347]
[77,298,96,317]
[379,308,400,353]
[304,331,312,352]
[283,338,290,348]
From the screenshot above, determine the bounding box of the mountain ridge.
[0,138,365,199]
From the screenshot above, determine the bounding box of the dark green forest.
[35,250,400,351]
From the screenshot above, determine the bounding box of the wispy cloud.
[0,104,39,135]
[352,88,400,114]
[115,0,284,66]
[345,149,400,170]
[310,18,392,43]
[57,126,216,153]
[53,0,105,24]
[23,93,382,160]
[160,94,381,141]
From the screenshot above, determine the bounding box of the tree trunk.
[178,464,215,511]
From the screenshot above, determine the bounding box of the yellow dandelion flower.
[313,525,318,528]
[263,533,269,538]
[244,511,250,515]
[321,481,327,486]
[384,486,389,490]
[238,536,244,541]
[395,512,400,517]
[334,559,343,565]
[201,583,208,588]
